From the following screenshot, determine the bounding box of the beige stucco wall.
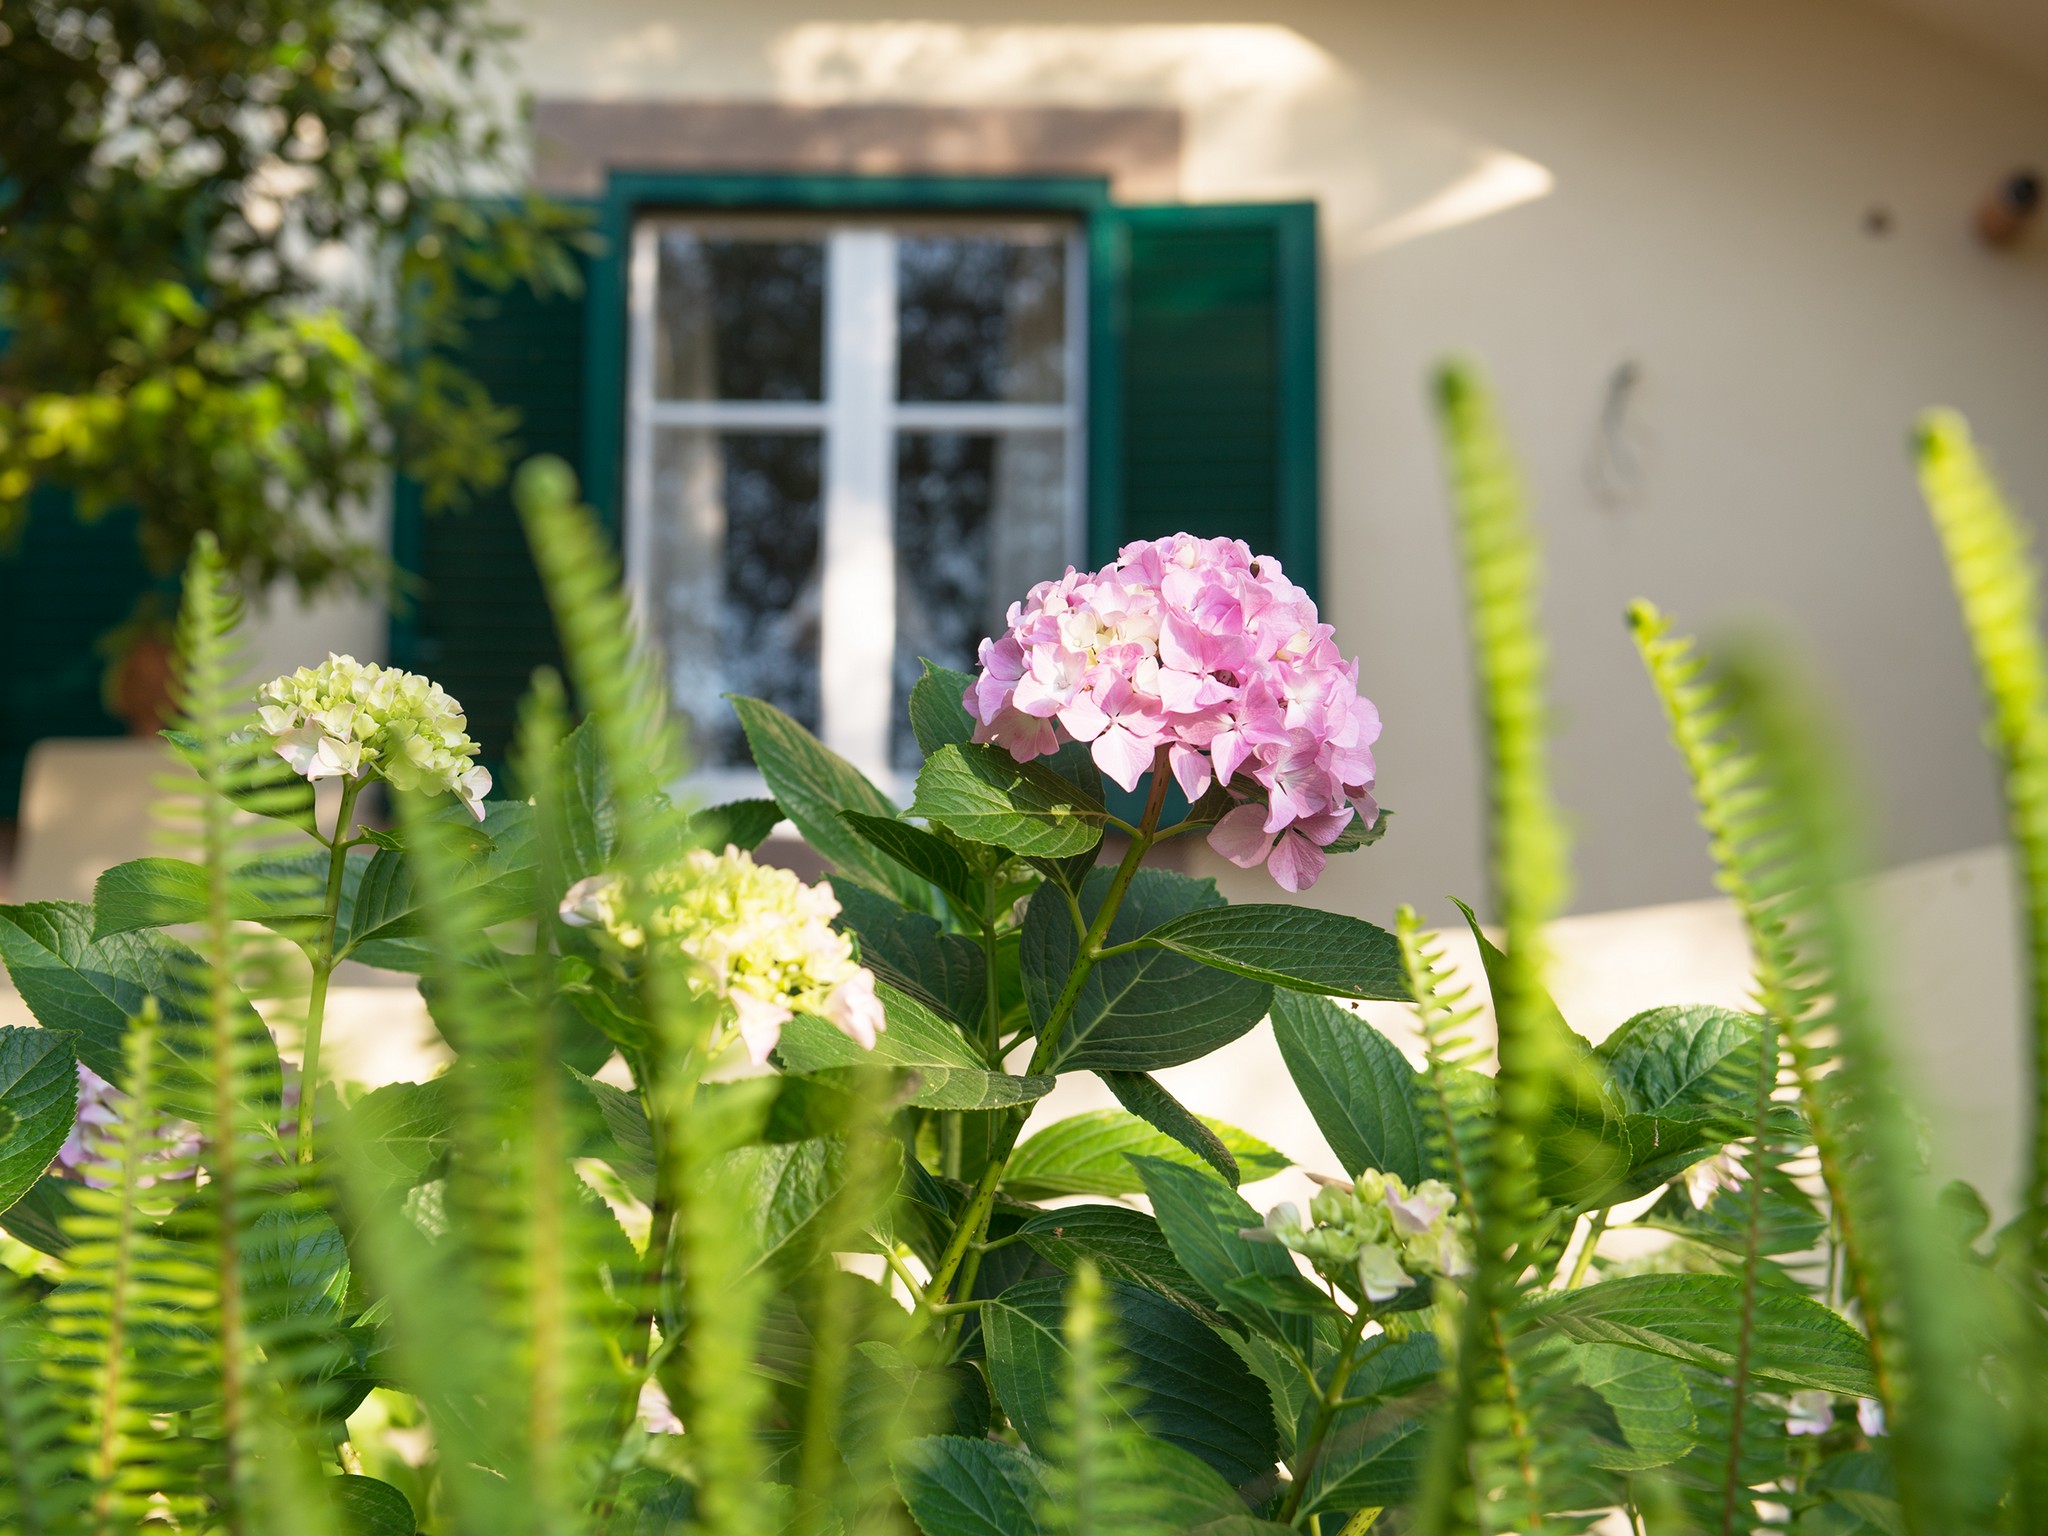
[503,0,2048,931]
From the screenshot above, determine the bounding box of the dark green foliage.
[0,0,593,594]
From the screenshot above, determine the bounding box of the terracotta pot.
[110,630,177,737]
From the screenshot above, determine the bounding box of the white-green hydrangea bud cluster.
[1244,1169,1475,1304]
[257,654,490,819]
[559,846,886,1066]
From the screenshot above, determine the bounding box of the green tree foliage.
[0,0,591,592]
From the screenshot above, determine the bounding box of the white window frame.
[623,213,1088,804]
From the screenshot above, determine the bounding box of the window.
[621,215,1086,797]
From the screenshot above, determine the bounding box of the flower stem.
[919,755,1173,1326]
[1563,1206,1609,1290]
[1281,1302,1375,1525]
[296,775,363,1163]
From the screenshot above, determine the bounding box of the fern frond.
[1414,363,1583,1535]
[1916,412,2048,1213]
[0,1263,76,1534]
[1629,604,1998,1533]
[514,461,771,1531]
[168,532,347,1533]
[1914,407,2048,1536]
[43,1002,215,1531]
[1398,904,1491,1226]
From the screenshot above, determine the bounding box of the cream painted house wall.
[502,0,2048,928]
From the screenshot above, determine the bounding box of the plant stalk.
[1281,1302,1375,1525]
[296,775,363,1163]
[919,755,1173,1323]
[1563,1207,1609,1290]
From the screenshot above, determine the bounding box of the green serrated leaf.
[775,985,1051,1111]
[1002,1109,1288,1201]
[1529,1273,1879,1396]
[330,1473,417,1536]
[1570,1341,1697,1471]
[729,694,927,906]
[894,1434,1047,1536]
[0,900,278,1116]
[1134,905,1409,1001]
[1133,1155,1313,1354]
[1100,1069,1240,1185]
[1021,870,1271,1072]
[342,807,536,953]
[980,1275,1279,1485]
[840,810,982,915]
[0,1028,77,1213]
[909,661,981,759]
[911,743,1106,859]
[1270,990,1430,1184]
[90,856,326,941]
[689,797,783,854]
[829,880,988,1026]
[1017,1206,1231,1330]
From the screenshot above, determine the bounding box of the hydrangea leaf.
[893,1435,1048,1536]
[0,900,278,1118]
[1002,1108,1287,1201]
[1132,1155,1314,1354]
[910,744,1107,860]
[688,798,784,855]
[90,853,332,943]
[776,983,1052,1111]
[1099,1068,1240,1186]
[980,1274,1279,1485]
[329,1474,417,1536]
[840,811,982,915]
[908,660,980,759]
[828,880,987,1028]
[1021,870,1271,1072]
[1134,904,1409,1001]
[1017,1206,1231,1331]
[729,694,930,907]
[0,1027,78,1215]
[1526,1274,1880,1396]
[1269,989,1430,1185]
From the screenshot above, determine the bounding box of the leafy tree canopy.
[0,0,592,593]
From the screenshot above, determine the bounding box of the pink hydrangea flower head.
[963,534,1380,891]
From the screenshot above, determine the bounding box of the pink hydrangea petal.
[1091,722,1157,793]
[1058,693,1109,742]
[1266,830,1327,892]
[1169,744,1212,802]
[1207,802,1275,869]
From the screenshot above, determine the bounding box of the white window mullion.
[623,220,661,630]
[819,229,899,782]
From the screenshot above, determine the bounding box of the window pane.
[649,429,823,767]
[891,432,1068,770]
[655,232,824,401]
[897,233,1068,404]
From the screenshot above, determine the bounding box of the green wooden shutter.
[391,265,591,766]
[1088,202,1319,597]
[0,489,157,816]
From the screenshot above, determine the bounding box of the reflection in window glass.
[897,234,1067,404]
[655,233,825,402]
[890,432,1068,769]
[650,430,823,767]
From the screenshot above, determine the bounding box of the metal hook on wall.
[1586,358,1647,511]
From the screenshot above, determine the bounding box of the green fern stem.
[84,1009,163,1532]
[1718,1011,1780,1536]
[297,774,365,1163]
[1279,1301,1375,1525]
[921,756,1172,1324]
[1915,411,2048,1215]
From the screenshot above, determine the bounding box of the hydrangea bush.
[0,383,2039,1536]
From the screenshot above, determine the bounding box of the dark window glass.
[650,430,823,766]
[897,234,1067,404]
[656,233,824,401]
[891,431,1067,769]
